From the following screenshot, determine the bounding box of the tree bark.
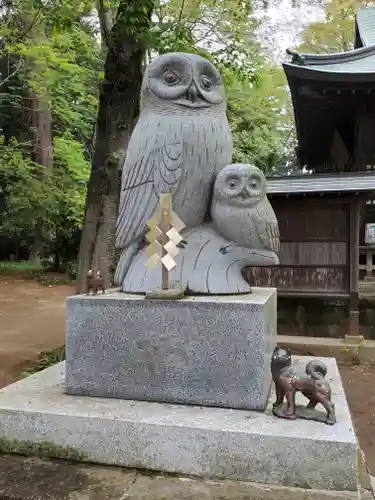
[27,88,53,263]
[96,0,114,46]
[76,0,154,293]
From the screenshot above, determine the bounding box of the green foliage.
[53,134,90,228]
[0,134,89,248]
[223,65,291,172]
[20,346,66,379]
[6,4,102,144]
[0,0,99,262]
[0,260,74,284]
[1,0,294,266]
[0,260,42,272]
[298,0,367,53]
[148,0,291,173]
[0,137,48,236]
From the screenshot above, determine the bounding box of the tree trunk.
[27,88,53,263]
[76,0,154,293]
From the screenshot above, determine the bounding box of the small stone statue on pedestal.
[271,346,336,425]
[113,51,280,295]
[86,270,105,295]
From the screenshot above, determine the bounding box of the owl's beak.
[187,83,199,103]
[176,82,210,108]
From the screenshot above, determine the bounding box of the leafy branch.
[0,56,23,88]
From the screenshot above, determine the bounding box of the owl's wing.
[116,141,183,249]
[255,202,280,255]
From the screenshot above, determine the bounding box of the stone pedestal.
[66,289,277,410]
[0,358,358,494]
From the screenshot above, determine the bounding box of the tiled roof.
[266,173,375,195]
[283,6,375,82]
[357,7,375,47]
[283,44,375,82]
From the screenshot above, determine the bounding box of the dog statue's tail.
[305,360,328,380]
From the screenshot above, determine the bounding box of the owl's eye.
[163,70,180,86]
[201,75,212,90]
[228,178,239,189]
[249,178,260,189]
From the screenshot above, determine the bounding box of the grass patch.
[20,346,65,379]
[34,273,74,286]
[0,260,75,286]
[0,260,42,273]
[0,260,45,282]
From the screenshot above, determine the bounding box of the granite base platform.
[65,289,277,410]
[0,357,357,493]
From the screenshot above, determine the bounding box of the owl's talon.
[219,245,229,255]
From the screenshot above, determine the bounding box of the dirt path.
[339,362,375,475]
[0,276,74,388]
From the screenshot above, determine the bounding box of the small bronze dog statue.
[271,346,336,425]
[86,270,105,295]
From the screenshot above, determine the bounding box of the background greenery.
[0,0,367,281]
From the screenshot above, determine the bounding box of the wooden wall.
[244,197,351,296]
[354,99,375,171]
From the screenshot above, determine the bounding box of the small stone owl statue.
[211,164,280,255]
[114,52,233,287]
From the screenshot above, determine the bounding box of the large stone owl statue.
[211,164,280,255]
[114,52,233,286]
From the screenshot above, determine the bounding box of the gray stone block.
[0,358,357,492]
[66,289,277,410]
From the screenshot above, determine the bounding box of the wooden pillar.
[366,248,373,279]
[346,197,361,341]
[364,246,375,281]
